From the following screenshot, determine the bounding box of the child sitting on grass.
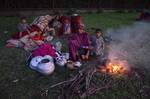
[91,29,105,57]
[17,16,29,32]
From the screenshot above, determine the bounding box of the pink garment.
[69,32,90,61]
[32,43,57,57]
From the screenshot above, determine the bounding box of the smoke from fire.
[106,22,150,69]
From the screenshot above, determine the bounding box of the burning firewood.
[99,58,130,75]
[47,56,149,99]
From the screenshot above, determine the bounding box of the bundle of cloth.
[6,15,54,51]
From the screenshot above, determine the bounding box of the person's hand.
[101,45,105,50]
[88,46,93,50]
[85,54,89,60]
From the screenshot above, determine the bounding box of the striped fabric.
[31,15,53,32]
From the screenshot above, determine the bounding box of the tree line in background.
[0,0,149,10]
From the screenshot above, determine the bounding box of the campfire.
[48,58,133,99]
[100,58,130,75]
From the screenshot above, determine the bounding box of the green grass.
[1,12,150,99]
[83,12,138,30]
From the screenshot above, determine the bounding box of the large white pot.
[30,55,55,75]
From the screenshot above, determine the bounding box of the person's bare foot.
[81,55,85,60]
[85,55,89,60]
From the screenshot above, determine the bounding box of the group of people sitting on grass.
[6,14,105,75]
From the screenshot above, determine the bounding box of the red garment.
[75,16,82,24]
[12,25,41,39]
[31,35,44,41]
[69,32,90,61]
[32,43,57,57]
[59,16,70,23]
[71,15,84,33]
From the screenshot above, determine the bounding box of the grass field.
[0,12,150,99]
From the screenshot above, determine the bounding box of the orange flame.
[100,59,130,75]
